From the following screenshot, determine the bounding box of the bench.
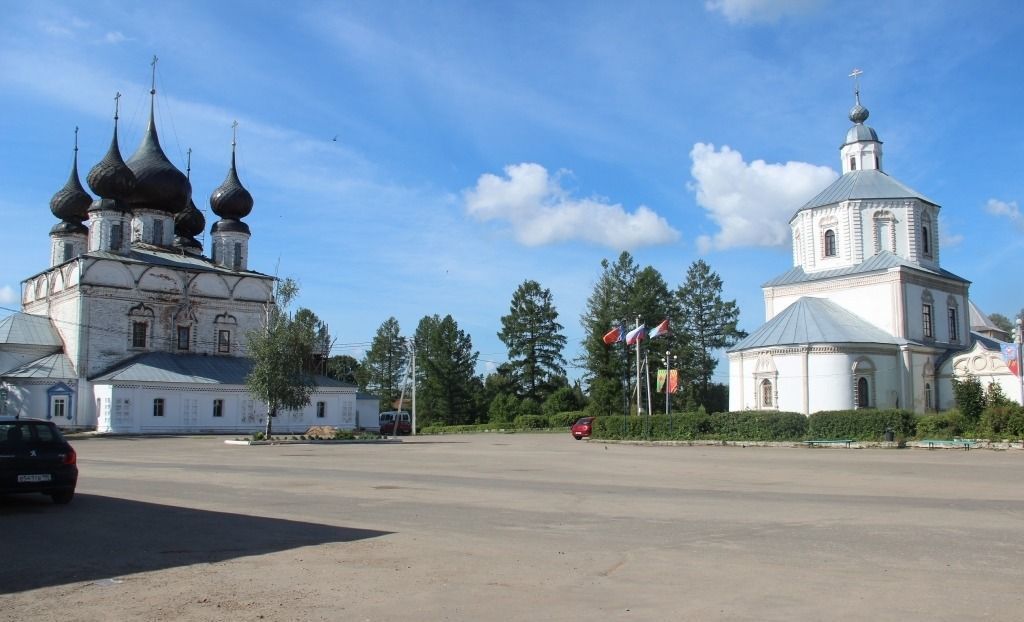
[920,439,975,450]
[804,439,854,448]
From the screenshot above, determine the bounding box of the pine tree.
[361,317,407,409]
[498,280,567,403]
[414,314,479,426]
[675,260,746,406]
[579,252,638,415]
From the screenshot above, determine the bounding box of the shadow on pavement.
[0,493,390,594]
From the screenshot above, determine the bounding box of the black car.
[0,417,78,504]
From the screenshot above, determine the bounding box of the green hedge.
[549,411,586,428]
[590,410,806,441]
[807,409,916,441]
[513,414,548,429]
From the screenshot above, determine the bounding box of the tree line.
[249,254,747,429]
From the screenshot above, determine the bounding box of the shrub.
[513,414,547,429]
[332,429,357,440]
[419,423,499,435]
[980,403,1024,439]
[915,410,975,439]
[807,409,916,441]
[251,431,266,441]
[952,376,985,421]
[709,411,807,441]
[549,411,585,428]
[489,393,521,424]
[542,387,580,417]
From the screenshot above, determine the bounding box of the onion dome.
[50,132,93,222]
[843,91,878,145]
[209,151,254,220]
[87,120,137,203]
[125,103,191,215]
[175,198,206,238]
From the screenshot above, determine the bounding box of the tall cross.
[150,55,159,94]
[114,91,121,120]
[74,126,79,153]
[232,120,239,148]
[186,147,192,178]
[849,68,863,103]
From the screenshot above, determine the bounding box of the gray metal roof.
[0,313,62,347]
[968,300,1002,332]
[797,169,936,212]
[91,352,355,389]
[730,297,900,352]
[1,353,76,379]
[763,251,970,288]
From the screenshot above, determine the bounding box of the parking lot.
[2,433,1023,621]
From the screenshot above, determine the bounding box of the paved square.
[2,434,1023,621]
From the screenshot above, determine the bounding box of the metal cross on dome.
[849,68,864,101]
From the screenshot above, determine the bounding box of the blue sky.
[2,1,1022,383]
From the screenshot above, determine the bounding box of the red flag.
[602,325,623,345]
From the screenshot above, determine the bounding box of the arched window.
[760,380,773,407]
[925,383,933,410]
[921,213,933,258]
[824,230,836,257]
[857,377,869,408]
[849,156,857,171]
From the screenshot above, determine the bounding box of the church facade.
[728,90,1020,414]
[0,79,378,433]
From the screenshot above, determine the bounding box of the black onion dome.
[50,150,93,221]
[87,126,137,200]
[125,113,191,215]
[174,198,206,237]
[209,153,253,219]
[211,218,251,235]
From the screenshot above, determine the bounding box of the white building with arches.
[728,90,1019,414]
[0,79,374,433]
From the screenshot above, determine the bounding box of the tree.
[325,355,361,384]
[414,314,479,426]
[675,260,747,408]
[579,252,639,415]
[246,278,317,438]
[361,317,407,409]
[293,308,331,375]
[988,313,1014,335]
[498,280,567,403]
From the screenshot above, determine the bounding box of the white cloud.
[103,31,126,44]
[0,285,17,305]
[689,143,837,253]
[705,0,820,24]
[464,163,679,249]
[986,198,1023,230]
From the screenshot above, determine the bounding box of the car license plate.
[17,474,52,483]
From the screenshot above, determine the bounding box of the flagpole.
[644,348,653,438]
[635,316,641,419]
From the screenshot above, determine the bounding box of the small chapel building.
[728,88,1020,414]
[0,74,378,433]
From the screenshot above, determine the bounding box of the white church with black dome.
[728,84,1020,414]
[0,69,377,433]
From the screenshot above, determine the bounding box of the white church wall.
[768,280,897,334]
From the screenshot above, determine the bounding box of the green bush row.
[806,409,917,441]
[591,411,808,441]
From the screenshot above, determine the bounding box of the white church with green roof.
[728,87,1019,414]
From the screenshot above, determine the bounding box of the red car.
[571,417,594,440]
